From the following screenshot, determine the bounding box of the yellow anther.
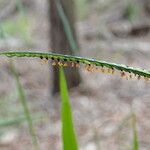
[58,62,63,66]
[71,62,75,67]
[40,60,48,65]
[63,63,68,67]
[52,62,57,66]
[75,63,80,68]
[121,72,126,77]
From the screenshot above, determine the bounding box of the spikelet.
[71,62,75,67]
[84,64,95,72]
[92,66,99,72]
[84,64,90,72]
[129,74,132,79]
[52,61,57,66]
[111,68,115,74]
[90,65,95,72]
[75,63,80,68]
[105,68,115,75]
[40,59,49,65]
[37,55,149,82]
[121,71,126,77]
[58,61,63,66]
[63,63,68,67]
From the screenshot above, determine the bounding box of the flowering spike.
[0,51,149,81]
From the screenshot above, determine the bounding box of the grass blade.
[59,67,78,150]
[56,0,78,53]
[10,63,39,150]
[16,0,26,16]
[0,114,41,127]
[0,116,28,127]
[131,111,139,150]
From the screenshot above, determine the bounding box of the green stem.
[10,63,39,150]
[56,0,78,53]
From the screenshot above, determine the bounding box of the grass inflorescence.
[0,51,149,81]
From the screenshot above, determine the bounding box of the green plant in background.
[10,63,39,150]
[60,67,78,150]
[0,16,31,43]
[56,0,78,53]
[0,0,145,149]
[0,0,31,44]
[0,51,148,149]
[0,116,36,128]
[16,0,26,15]
[0,24,6,39]
[131,110,139,150]
[0,90,31,129]
[76,0,89,20]
[125,0,139,21]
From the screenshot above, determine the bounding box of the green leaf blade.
[132,112,139,150]
[11,63,39,150]
[60,67,78,150]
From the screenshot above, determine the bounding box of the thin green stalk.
[0,114,41,127]
[131,111,139,150]
[10,63,39,150]
[16,0,31,44]
[115,113,132,133]
[0,24,6,39]
[125,0,139,21]
[56,0,78,53]
[60,67,78,150]
[16,0,26,16]
[0,116,31,127]
[0,51,149,79]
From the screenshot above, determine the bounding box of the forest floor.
[0,0,150,150]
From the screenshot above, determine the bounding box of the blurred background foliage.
[0,0,150,149]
